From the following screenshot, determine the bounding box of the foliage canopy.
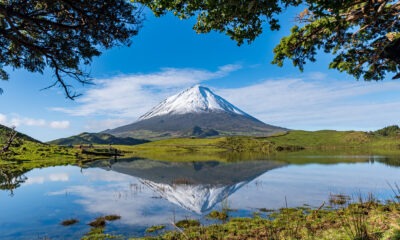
[0,0,142,99]
[138,0,400,80]
[1,1,399,98]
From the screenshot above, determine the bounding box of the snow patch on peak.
[139,85,250,120]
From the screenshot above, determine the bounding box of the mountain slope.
[0,124,78,162]
[48,132,149,145]
[106,85,286,139]
[0,124,41,144]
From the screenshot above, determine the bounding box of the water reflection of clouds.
[81,169,134,182]
[228,162,400,209]
[48,173,69,182]
[48,169,197,227]
[36,162,400,229]
[24,173,69,185]
[25,176,45,185]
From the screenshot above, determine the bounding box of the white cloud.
[49,120,70,129]
[0,114,70,129]
[51,64,400,131]
[10,117,46,127]
[218,79,400,130]
[84,119,131,132]
[307,72,328,80]
[0,113,7,124]
[51,64,242,119]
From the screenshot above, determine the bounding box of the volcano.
[105,85,286,139]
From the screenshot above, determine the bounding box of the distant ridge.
[48,132,149,145]
[105,85,286,139]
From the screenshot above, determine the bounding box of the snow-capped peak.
[139,85,249,120]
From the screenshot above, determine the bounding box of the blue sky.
[0,8,399,142]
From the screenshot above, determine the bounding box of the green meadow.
[114,129,400,162]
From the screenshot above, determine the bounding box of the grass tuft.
[89,217,106,228]
[145,225,166,233]
[329,194,351,206]
[175,219,200,228]
[89,215,121,228]
[61,218,79,226]
[104,214,121,221]
[207,210,228,221]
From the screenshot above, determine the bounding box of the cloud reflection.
[25,176,45,185]
[48,169,197,228]
[24,173,69,185]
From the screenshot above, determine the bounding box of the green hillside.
[0,125,40,143]
[268,129,400,152]
[48,132,149,145]
[0,125,78,168]
[123,128,400,161]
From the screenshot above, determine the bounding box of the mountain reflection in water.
[86,158,286,213]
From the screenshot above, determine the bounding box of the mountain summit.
[139,85,250,120]
[106,85,286,139]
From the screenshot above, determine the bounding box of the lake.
[1,155,400,239]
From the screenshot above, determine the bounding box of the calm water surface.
[1,155,399,239]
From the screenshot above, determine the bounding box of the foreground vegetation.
[135,197,400,240]
[76,194,400,240]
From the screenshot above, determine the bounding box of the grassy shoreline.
[133,196,400,240]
